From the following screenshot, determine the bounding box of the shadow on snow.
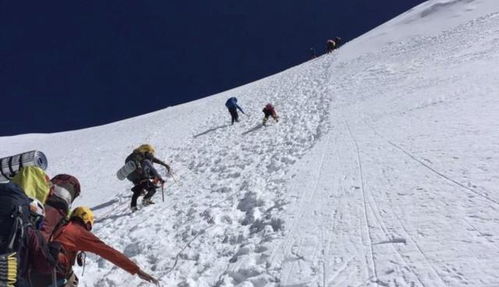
[193,124,230,138]
[242,124,264,135]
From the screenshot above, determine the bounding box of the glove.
[163,164,171,174]
[76,252,86,267]
[153,177,165,185]
[137,269,159,285]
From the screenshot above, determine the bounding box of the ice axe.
[164,161,179,185]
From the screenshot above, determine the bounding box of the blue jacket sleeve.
[236,104,244,114]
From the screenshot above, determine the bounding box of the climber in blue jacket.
[225,97,245,124]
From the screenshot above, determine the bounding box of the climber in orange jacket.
[50,206,158,286]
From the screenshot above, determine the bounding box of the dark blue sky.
[0,0,424,136]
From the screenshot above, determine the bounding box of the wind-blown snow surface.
[2,0,499,286]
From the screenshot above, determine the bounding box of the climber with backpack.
[48,206,159,286]
[225,97,245,125]
[334,36,342,48]
[124,144,171,212]
[0,166,60,287]
[31,174,82,286]
[326,36,342,53]
[262,103,279,126]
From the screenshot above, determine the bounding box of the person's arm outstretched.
[152,157,171,174]
[76,227,159,284]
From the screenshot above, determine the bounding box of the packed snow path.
[1,1,499,286]
[87,50,335,286]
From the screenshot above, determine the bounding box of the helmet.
[135,144,155,155]
[71,206,95,230]
[29,198,46,229]
[51,174,81,202]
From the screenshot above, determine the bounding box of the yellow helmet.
[71,206,95,229]
[135,144,155,154]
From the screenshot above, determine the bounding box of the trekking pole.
[161,183,165,202]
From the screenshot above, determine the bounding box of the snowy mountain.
[2,0,499,286]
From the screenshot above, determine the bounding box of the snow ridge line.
[365,121,499,206]
[386,140,499,205]
[358,119,493,286]
[344,120,378,283]
[357,116,495,286]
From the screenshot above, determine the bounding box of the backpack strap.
[20,226,31,285]
[0,158,9,179]
[7,156,15,177]
[19,153,24,169]
[4,206,31,285]
[5,206,25,251]
[49,218,69,242]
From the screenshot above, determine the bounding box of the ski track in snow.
[2,2,499,287]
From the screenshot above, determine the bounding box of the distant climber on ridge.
[225,97,245,125]
[326,36,342,53]
[125,144,171,212]
[309,47,317,59]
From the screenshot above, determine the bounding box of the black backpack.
[0,182,32,287]
[125,152,146,182]
[125,151,160,183]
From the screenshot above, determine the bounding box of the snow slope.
[2,0,499,286]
